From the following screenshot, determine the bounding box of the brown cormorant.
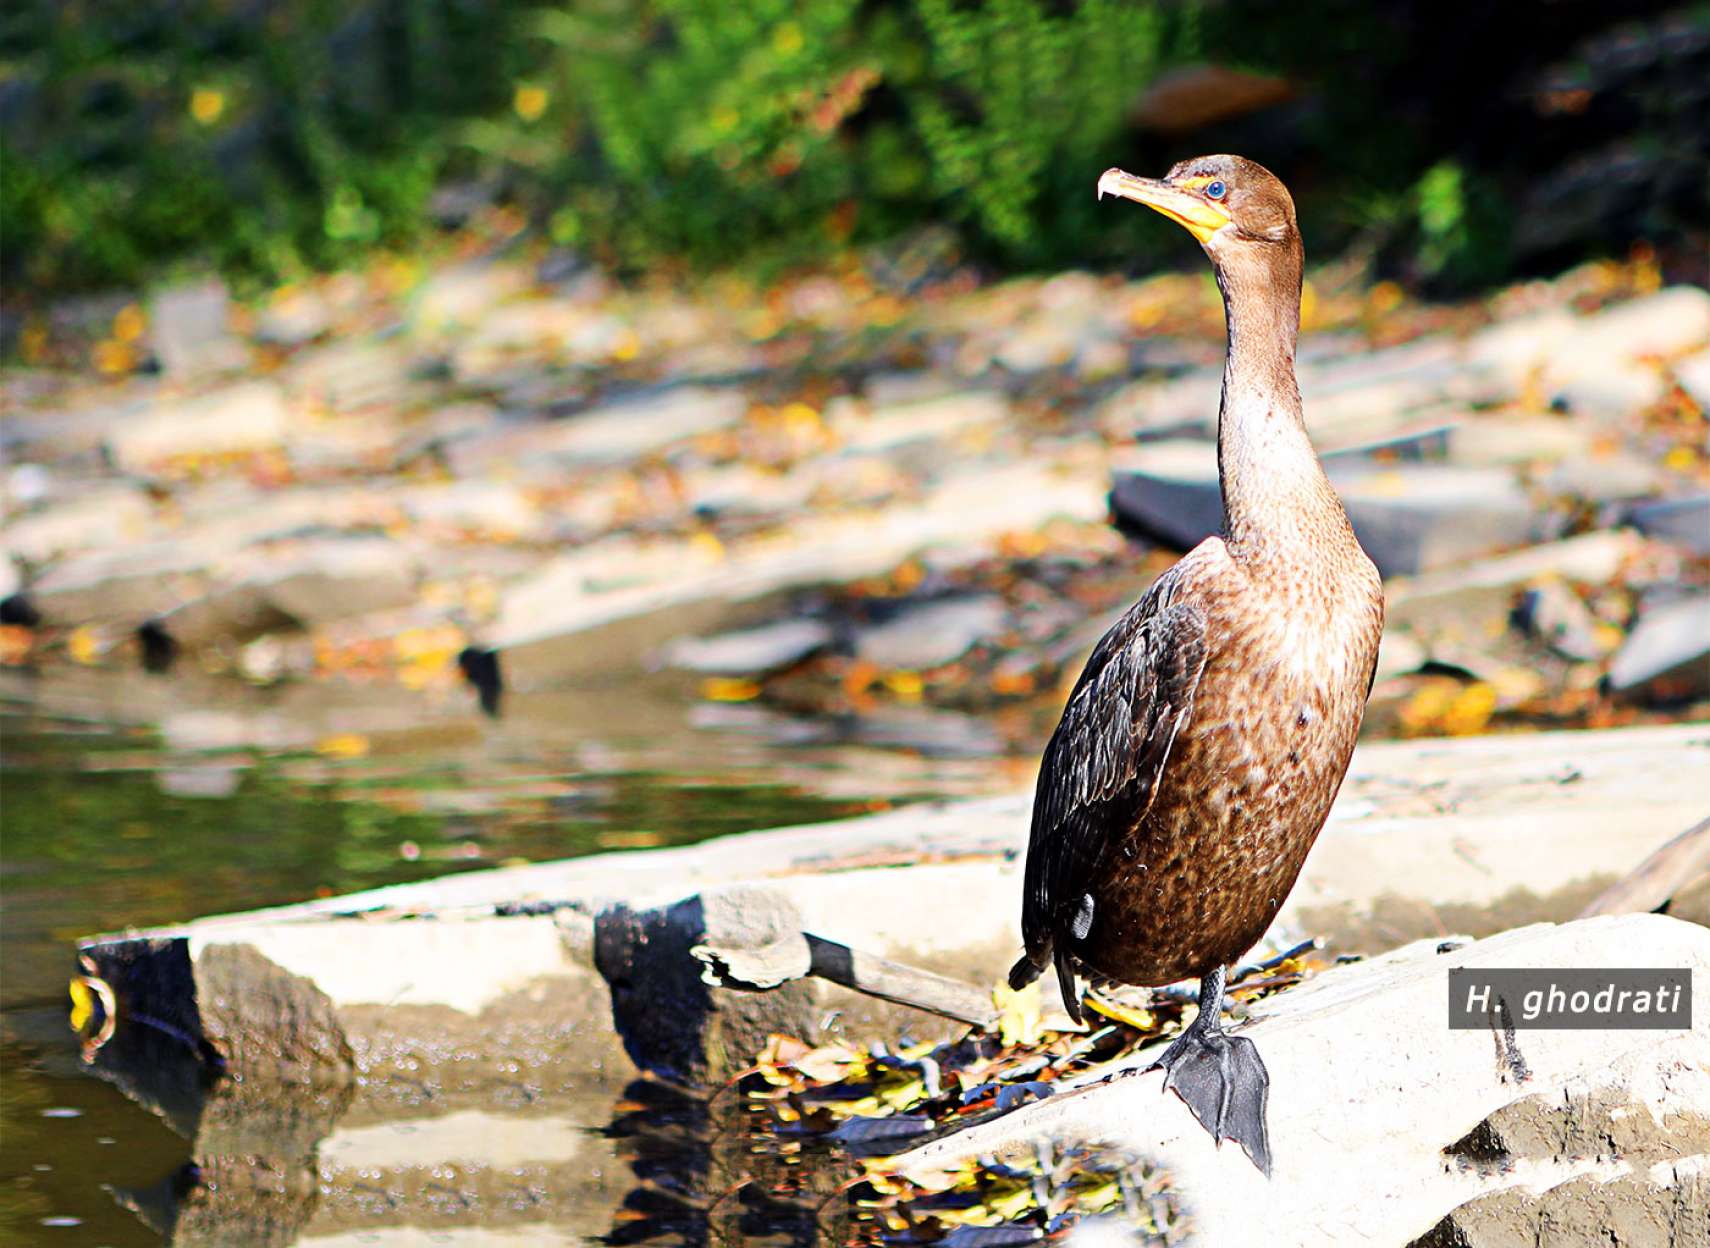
[1009,156,1385,1175]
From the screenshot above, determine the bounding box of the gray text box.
[1448,968,1691,1030]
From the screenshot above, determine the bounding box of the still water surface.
[1,700,990,1246]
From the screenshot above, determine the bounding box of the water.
[0,692,1013,1247]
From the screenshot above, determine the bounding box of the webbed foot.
[1148,1019,1271,1175]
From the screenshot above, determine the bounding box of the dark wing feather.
[1018,572,1210,969]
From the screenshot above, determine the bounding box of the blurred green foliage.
[1,0,523,292]
[2,0,1702,297]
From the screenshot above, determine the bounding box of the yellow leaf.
[1086,991,1156,1032]
[67,626,101,666]
[883,670,924,700]
[189,87,225,125]
[112,304,146,343]
[316,733,371,759]
[993,979,1045,1046]
[1442,682,1497,736]
[92,339,135,375]
[1368,281,1404,315]
[513,84,549,121]
[68,978,96,1032]
[701,676,760,702]
[21,320,49,363]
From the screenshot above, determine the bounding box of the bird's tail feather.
[1053,946,1084,1025]
[1007,951,1043,991]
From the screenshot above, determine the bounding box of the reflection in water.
[606,1077,851,1247]
[2,710,975,1244]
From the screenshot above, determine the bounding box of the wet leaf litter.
[709,939,1332,1244]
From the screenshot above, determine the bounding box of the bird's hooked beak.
[1097,168,1232,244]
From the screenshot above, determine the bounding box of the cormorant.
[1009,156,1385,1175]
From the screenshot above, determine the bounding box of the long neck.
[1212,243,1343,567]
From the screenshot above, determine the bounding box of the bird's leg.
[1141,966,1272,1175]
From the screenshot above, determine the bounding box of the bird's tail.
[1053,945,1084,1025]
[1007,951,1043,991]
[1007,947,1084,1026]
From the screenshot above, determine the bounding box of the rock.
[149,279,248,376]
[1675,346,1710,409]
[245,539,419,627]
[680,463,818,519]
[4,462,54,510]
[1099,373,1221,441]
[1446,415,1596,465]
[1474,288,1710,417]
[830,390,1008,455]
[1133,63,1293,132]
[1330,462,1541,578]
[663,618,834,676]
[863,372,962,407]
[892,915,1710,1248]
[156,538,419,645]
[410,262,529,334]
[593,886,817,1083]
[1111,444,1542,576]
[1630,494,1710,556]
[1373,629,1428,681]
[1606,593,1710,700]
[852,705,1005,757]
[395,480,543,540]
[854,595,1008,671]
[287,342,415,412]
[1570,286,1710,366]
[1384,531,1642,650]
[1545,452,1666,504]
[108,382,289,471]
[255,288,332,347]
[494,459,1103,683]
[993,320,1083,374]
[448,298,595,379]
[1514,577,1607,662]
[1108,440,1224,550]
[455,386,750,472]
[1322,423,1456,466]
[2,484,156,562]
[31,540,219,623]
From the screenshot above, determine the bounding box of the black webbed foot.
[1149,1022,1271,1175]
[1134,967,1272,1175]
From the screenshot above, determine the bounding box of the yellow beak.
[1097,168,1232,244]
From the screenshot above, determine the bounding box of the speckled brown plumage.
[1012,155,1385,1021]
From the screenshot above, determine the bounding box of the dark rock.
[1606,594,1710,701]
[592,886,815,1085]
[1629,495,1710,556]
[137,619,179,674]
[1112,443,1542,576]
[0,592,40,627]
[457,646,503,717]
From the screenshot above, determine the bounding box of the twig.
[1578,815,1710,918]
[804,934,999,1030]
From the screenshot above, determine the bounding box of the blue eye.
[1205,180,1227,201]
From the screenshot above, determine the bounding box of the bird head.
[1097,155,1298,256]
